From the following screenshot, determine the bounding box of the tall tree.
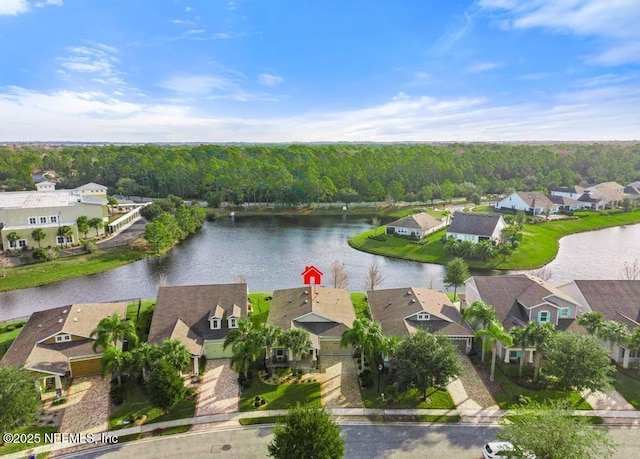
[329,259,348,289]
[76,215,90,239]
[281,328,312,375]
[621,258,640,280]
[146,359,186,410]
[577,311,604,335]
[340,318,369,361]
[460,301,497,362]
[267,404,344,459]
[90,313,139,352]
[525,321,555,384]
[364,262,385,291]
[88,217,104,237]
[510,326,531,379]
[443,257,469,301]
[100,346,131,385]
[130,342,162,381]
[31,228,46,248]
[160,339,192,375]
[258,323,283,376]
[475,320,513,382]
[0,366,41,432]
[498,400,616,459]
[223,319,261,379]
[393,330,461,401]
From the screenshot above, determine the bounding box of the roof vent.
[73,317,78,322]
[62,309,68,314]
[411,299,416,303]
[57,318,63,323]
[304,290,309,295]
[407,291,412,295]
[38,324,42,327]
[304,299,309,303]
[77,308,81,312]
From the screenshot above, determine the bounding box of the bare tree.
[371,216,381,236]
[234,273,247,284]
[364,262,385,291]
[622,258,640,280]
[329,259,349,289]
[157,272,168,288]
[530,266,552,282]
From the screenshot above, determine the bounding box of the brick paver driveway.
[59,375,111,434]
[195,358,240,417]
[320,356,364,408]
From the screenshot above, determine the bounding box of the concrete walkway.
[583,389,636,411]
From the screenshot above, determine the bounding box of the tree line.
[1,143,639,205]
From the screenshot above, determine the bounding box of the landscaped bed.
[239,370,322,412]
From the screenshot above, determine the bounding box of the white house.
[445,212,506,243]
[494,191,559,215]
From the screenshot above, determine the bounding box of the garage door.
[70,358,102,377]
[319,339,352,356]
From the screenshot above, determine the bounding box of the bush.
[238,371,253,389]
[360,369,374,388]
[110,384,126,405]
[368,235,387,242]
[6,325,15,331]
[146,360,186,409]
[83,240,98,253]
[32,248,49,261]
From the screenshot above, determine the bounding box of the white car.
[482,442,534,458]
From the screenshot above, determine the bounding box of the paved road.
[54,424,640,459]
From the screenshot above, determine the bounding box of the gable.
[294,312,336,323]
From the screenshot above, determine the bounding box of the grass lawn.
[126,299,156,342]
[239,374,322,412]
[351,292,369,320]
[362,384,455,409]
[248,292,272,326]
[613,370,640,409]
[239,416,286,426]
[0,245,148,292]
[0,426,58,456]
[0,319,27,358]
[349,209,640,269]
[493,369,591,409]
[109,381,196,430]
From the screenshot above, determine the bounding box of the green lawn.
[0,319,26,358]
[613,370,640,409]
[350,292,369,320]
[239,374,322,412]
[0,245,148,292]
[248,292,273,326]
[0,426,58,456]
[126,299,156,342]
[493,368,591,409]
[362,384,455,409]
[109,381,196,430]
[349,209,640,269]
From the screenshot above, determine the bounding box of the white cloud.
[57,44,124,86]
[1,81,638,142]
[256,73,283,87]
[159,74,275,102]
[479,0,640,65]
[466,61,501,72]
[35,0,62,8]
[0,0,29,15]
[430,8,476,55]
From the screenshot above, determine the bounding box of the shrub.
[110,384,126,405]
[83,240,98,253]
[32,248,49,261]
[368,235,386,241]
[238,371,253,389]
[6,325,15,331]
[146,360,186,409]
[360,369,373,388]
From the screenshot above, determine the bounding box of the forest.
[1,142,639,205]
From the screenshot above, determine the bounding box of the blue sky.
[0,0,638,142]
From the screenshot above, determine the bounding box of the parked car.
[482,441,535,458]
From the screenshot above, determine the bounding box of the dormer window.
[209,318,220,330]
[417,312,430,321]
[228,318,238,328]
[55,334,71,343]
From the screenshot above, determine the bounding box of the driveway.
[448,355,499,410]
[195,358,240,417]
[319,356,364,408]
[59,376,111,434]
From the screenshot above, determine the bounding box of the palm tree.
[6,231,20,249]
[90,313,139,352]
[510,326,531,379]
[101,346,131,385]
[598,320,629,361]
[57,225,73,247]
[160,339,192,375]
[460,301,497,362]
[77,216,90,239]
[258,323,282,376]
[130,342,162,381]
[282,328,312,375]
[525,321,555,384]
[475,320,513,382]
[31,228,46,248]
[362,320,386,368]
[340,318,369,361]
[89,217,104,237]
[224,319,261,379]
[577,311,604,335]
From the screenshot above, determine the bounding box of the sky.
[0,0,639,142]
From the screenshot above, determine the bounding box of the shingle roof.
[367,287,473,338]
[447,212,504,237]
[516,192,555,209]
[75,182,108,191]
[572,280,640,331]
[547,195,582,206]
[386,212,442,231]
[147,283,248,349]
[551,186,585,194]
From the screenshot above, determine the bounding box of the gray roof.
[147,283,248,352]
[547,195,581,206]
[447,212,504,237]
[75,182,108,191]
[516,191,555,209]
[386,212,442,231]
[571,280,640,331]
[368,287,473,338]
[0,183,107,209]
[551,186,585,194]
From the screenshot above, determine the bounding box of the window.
[559,308,570,318]
[39,216,47,224]
[56,236,64,245]
[537,311,551,323]
[28,217,37,225]
[55,334,71,343]
[50,215,58,223]
[209,318,220,330]
[18,240,27,248]
[65,236,73,243]
[229,318,238,328]
[416,312,430,321]
[8,240,17,248]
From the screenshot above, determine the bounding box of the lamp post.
[377,363,383,393]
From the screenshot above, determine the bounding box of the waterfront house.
[494,191,559,215]
[147,283,249,375]
[445,212,506,243]
[0,302,128,396]
[367,287,474,354]
[385,212,445,239]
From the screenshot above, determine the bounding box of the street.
[55,423,640,459]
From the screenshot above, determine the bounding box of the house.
[267,286,356,370]
[385,212,445,239]
[367,287,474,354]
[546,194,583,212]
[494,191,559,215]
[445,212,506,243]
[464,274,585,363]
[301,265,323,285]
[584,182,626,209]
[0,302,128,395]
[0,182,109,250]
[558,280,640,368]
[550,186,586,200]
[624,181,640,198]
[147,283,249,375]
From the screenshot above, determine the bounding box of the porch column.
[54,375,62,390]
[623,348,630,369]
[194,356,199,376]
[312,349,317,361]
[36,379,44,393]
[466,338,472,354]
[503,348,510,363]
